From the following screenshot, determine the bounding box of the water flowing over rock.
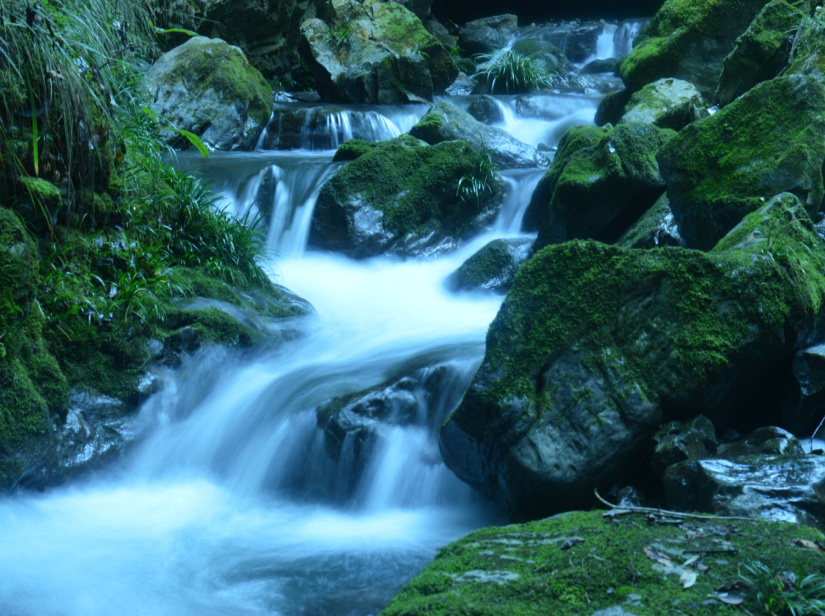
[525,122,675,247]
[659,73,825,249]
[145,37,273,151]
[619,78,704,130]
[300,0,458,104]
[446,238,532,293]
[309,135,505,258]
[716,0,798,105]
[618,0,773,97]
[409,100,549,169]
[441,194,825,518]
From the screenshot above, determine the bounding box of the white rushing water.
[0,29,635,611]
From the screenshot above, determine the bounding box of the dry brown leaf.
[643,546,672,568]
[794,538,825,553]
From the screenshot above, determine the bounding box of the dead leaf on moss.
[679,570,698,589]
[643,546,672,568]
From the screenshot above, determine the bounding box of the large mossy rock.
[440,194,825,518]
[716,0,799,105]
[659,73,825,249]
[309,136,504,259]
[0,207,68,486]
[618,0,772,97]
[146,37,273,151]
[620,78,704,131]
[382,510,825,616]
[524,123,675,248]
[300,0,458,104]
[409,100,548,169]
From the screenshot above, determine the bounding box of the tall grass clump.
[474,49,554,94]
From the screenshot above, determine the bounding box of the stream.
[0,21,640,616]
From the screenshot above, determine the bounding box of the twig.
[594,489,757,523]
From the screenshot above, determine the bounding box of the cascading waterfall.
[0,21,640,615]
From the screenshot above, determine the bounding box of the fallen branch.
[594,489,757,523]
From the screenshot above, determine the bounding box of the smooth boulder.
[659,73,825,249]
[616,194,684,249]
[409,100,548,169]
[300,0,457,104]
[440,194,825,518]
[525,123,675,248]
[446,238,532,293]
[620,78,704,131]
[309,136,504,259]
[146,37,273,151]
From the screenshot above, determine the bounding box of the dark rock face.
[659,74,825,250]
[145,37,273,151]
[446,238,532,293]
[651,415,717,478]
[300,0,458,104]
[618,0,773,97]
[467,96,505,125]
[617,194,684,249]
[309,135,505,259]
[525,122,675,248]
[521,21,604,63]
[409,100,549,169]
[594,88,632,126]
[440,195,825,518]
[716,0,798,105]
[782,344,825,435]
[665,454,825,528]
[458,14,519,55]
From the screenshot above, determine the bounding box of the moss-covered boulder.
[524,123,675,248]
[0,207,69,486]
[659,73,825,249]
[620,78,704,130]
[382,510,825,616]
[309,135,505,259]
[300,0,458,104]
[617,193,684,249]
[440,194,825,518]
[146,37,273,151]
[716,0,799,105]
[446,238,532,293]
[618,0,773,97]
[409,100,548,169]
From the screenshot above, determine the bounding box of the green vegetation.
[740,561,825,616]
[382,510,825,616]
[474,49,553,94]
[457,144,497,206]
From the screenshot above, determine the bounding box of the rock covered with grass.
[146,37,273,151]
[409,100,548,169]
[618,0,774,97]
[300,0,457,104]
[441,194,825,518]
[310,135,505,258]
[382,510,825,615]
[659,73,825,249]
[524,123,675,248]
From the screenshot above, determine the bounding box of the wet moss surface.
[383,510,825,616]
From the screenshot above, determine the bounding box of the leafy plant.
[740,561,825,615]
[326,24,352,49]
[474,49,553,94]
[457,143,498,206]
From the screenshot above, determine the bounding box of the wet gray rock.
[718,426,805,457]
[580,58,619,75]
[409,100,549,169]
[458,14,519,55]
[146,37,273,151]
[781,344,825,435]
[652,415,717,478]
[594,88,631,126]
[617,194,684,249]
[523,21,604,63]
[447,238,532,293]
[619,78,704,131]
[467,96,504,125]
[664,454,825,528]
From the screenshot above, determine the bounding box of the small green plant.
[326,24,352,49]
[474,49,553,94]
[740,561,825,615]
[457,143,498,206]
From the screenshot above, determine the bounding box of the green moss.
[333,139,377,162]
[383,510,825,616]
[448,240,521,292]
[659,74,825,249]
[18,177,61,206]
